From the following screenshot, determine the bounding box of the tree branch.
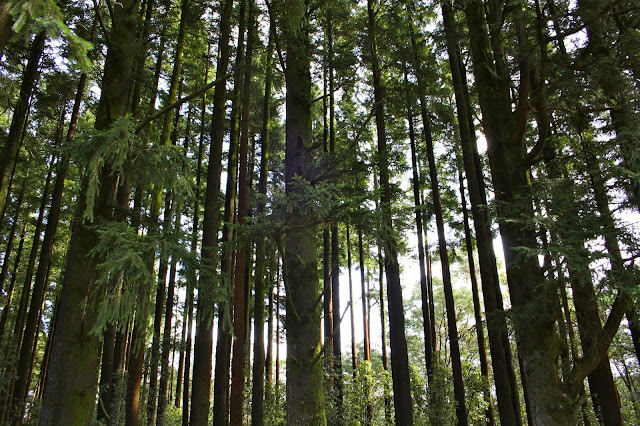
[135,72,231,134]
[567,291,630,396]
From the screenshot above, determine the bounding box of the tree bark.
[281,0,326,421]
[366,1,413,422]
[251,17,274,426]
[190,0,233,421]
[40,0,139,423]
[0,32,45,217]
[458,164,495,425]
[403,67,433,379]
[229,0,256,421]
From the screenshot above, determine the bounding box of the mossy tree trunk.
[39,0,140,422]
[281,0,326,422]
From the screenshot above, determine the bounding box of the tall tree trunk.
[377,243,391,424]
[191,0,234,422]
[40,1,140,422]
[11,150,71,423]
[358,230,371,362]
[181,40,210,425]
[212,0,247,421]
[157,251,178,424]
[346,226,357,375]
[12,62,90,419]
[0,167,29,294]
[147,192,172,425]
[366,3,413,422]
[0,222,27,346]
[251,18,274,426]
[458,164,495,425]
[229,0,256,422]
[280,0,326,422]
[418,81,468,426]
[325,8,344,418]
[357,229,373,425]
[0,32,45,217]
[440,2,522,423]
[403,68,433,378]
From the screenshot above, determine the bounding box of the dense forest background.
[0,0,639,424]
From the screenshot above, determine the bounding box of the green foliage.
[72,117,141,222]
[10,0,92,70]
[87,221,154,336]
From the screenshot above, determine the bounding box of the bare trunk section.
[367,0,413,422]
[458,164,495,424]
[0,32,45,218]
[251,19,274,426]
[281,0,326,422]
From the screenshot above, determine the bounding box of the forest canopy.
[0,0,639,424]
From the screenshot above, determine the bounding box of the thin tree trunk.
[14,162,52,338]
[251,18,274,426]
[403,67,433,379]
[0,32,45,217]
[407,14,468,422]
[326,8,344,418]
[147,192,172,425]
[357,229,373,426]
[0,167,29,294]
[377,243,391,424]
[0,222,27,346]
[36,293,59,400]
[212,0,246,421]
[366,0,413,423]
[229,0,256,421]
[346,226,357,375]
[191,0,234,421]
[458,164,495,425]
[181,40,210,425]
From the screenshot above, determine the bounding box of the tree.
[366,0,413,423]
[280,0,326,422]
[39,0,140,422]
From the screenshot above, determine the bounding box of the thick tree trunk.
[39,1,139,422]
[442,1,522,424]
[462,0,586,422]
[281,0,326,422]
